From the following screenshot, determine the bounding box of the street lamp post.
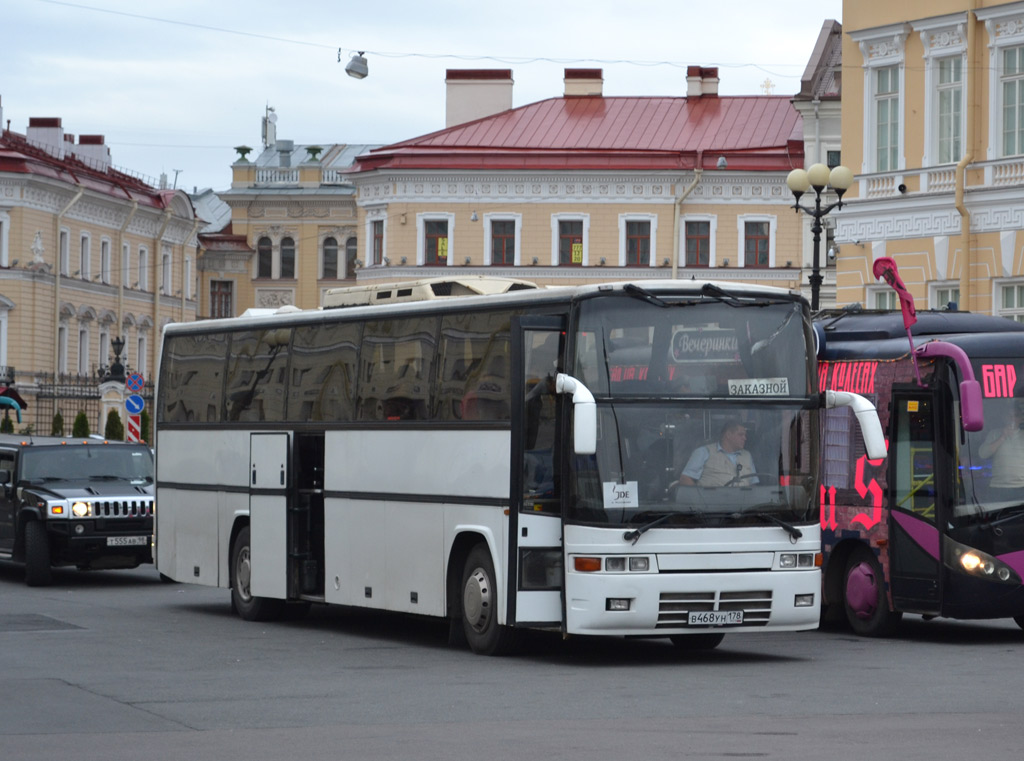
[786,162,854,311]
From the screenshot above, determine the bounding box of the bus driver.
[677,419,758,488]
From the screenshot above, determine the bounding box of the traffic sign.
[127,414,141,443]
[125,394,145,415]
[126,373,145,393]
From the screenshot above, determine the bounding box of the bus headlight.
[71,501,91,517]
[944,538,1021,585]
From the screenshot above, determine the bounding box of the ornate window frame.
[851,23,911,174]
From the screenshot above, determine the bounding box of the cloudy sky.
[2,0,843,194]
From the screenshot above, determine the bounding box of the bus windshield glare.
[566,297,815,527]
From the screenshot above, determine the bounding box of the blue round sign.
[126,373,145,392]
[125,394,145,415]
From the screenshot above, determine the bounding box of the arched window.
[322,237,338,279]
[345,237,358,277]
[280,237,295,279]
[257,237,272,279]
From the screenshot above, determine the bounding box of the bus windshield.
[575,294,811,398]
[568,401,814,527]
[568,294,815,528]
[958,357,1024,524]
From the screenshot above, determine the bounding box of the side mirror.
[555,373,597,455]
[826,390,887,460]
[916,341,984,432]
[0,468,10,487]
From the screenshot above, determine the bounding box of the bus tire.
[461,544,517,656]
[24,520,53,587]
[669,633,725,650]
[230,526,285,622]
[844,546,901,637]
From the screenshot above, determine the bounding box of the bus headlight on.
[944,538,1020,585]
[71,501,91,517]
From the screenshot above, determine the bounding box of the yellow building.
[205,111,381,316]
[344,68,812,297]
[0,106,198,431]
[837,0,1024,319]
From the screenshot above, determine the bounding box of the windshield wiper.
[88,475,124,480]
[623,512,675,545]
[623,283,669,308]
[699,282,769,308]
[738,509,803,540]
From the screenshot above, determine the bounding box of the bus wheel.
[669,633,725,650]
[230,526,285,622]
[844,546,901,637]
[461,544,517,656]
[24,521,53,587]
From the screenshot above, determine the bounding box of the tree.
[140,409,151,444]
[0,413,12,434]
[105,409,125,440]
[72,410,90,438]
[51,410,64,436]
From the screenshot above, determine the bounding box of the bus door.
[509,316,565,628]
[249,432,290,601]
[887,391,944,615]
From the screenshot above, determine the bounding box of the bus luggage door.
[887,391,943,615]
[510,317,566,628]
[249,432,290,601]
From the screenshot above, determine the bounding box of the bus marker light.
[606,598,631,611]
[794,594,815,607]
[574,557,601,573]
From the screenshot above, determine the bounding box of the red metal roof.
[0,128,169,209]
[354,95,803,173]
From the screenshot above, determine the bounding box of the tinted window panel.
[435,310,516,422]
[159,332,229,423]
[289,321,360,422]
[358,317,438,421]
[224,328,291,422]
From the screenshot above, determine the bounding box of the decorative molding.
[255,288,295,308]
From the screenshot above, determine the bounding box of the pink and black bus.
[815,306,1024,635]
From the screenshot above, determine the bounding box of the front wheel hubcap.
[236,547,253,602]
[463,567,492,633]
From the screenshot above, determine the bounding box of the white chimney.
[26,117,65,159]
[564,68,603,97]
[72,134,112,171]
[446,69,513,128]
[701,67,720,96]
[687,66,720,98]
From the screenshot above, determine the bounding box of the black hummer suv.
[0,435,154,586]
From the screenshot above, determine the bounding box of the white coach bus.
[154,278,883,654]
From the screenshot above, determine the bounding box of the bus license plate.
[688,610,743,626]
[106,536,149,547]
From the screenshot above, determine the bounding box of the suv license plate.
[106,536,149,547]
[688,610,743,626]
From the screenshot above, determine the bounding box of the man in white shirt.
[678,420,758,487]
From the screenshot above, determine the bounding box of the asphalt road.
[2,562,1022,761]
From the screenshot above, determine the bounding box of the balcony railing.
[858,156,1024,199]
[255,167,299,185]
